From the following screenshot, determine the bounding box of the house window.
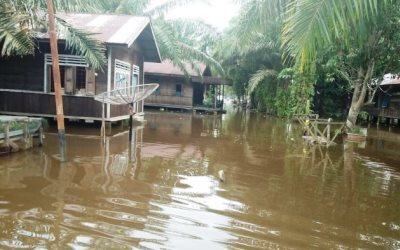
[44,54,90,94]
[176,84,182,97]
[114,59,131,90]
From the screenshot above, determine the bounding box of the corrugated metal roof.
[144,60,228,85]
[381,74,400,86]
[144,60,207,77]
[59,13,149,46]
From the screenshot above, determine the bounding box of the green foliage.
[216,0,400,126]
[0,0,106,69]
[56,17,106,70]
[282,0,390,72]
[275,88,293,117]
[348,126,367,136]
[203,88,214,108]
[96,0,224,76]
[1,0,221,74]
[0,13,34,56]
[0,119,43,132]
[358,111,369,122]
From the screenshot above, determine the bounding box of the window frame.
[44,53,88,93]
[114,59,131,90]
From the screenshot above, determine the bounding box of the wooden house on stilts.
[144,60,228,113]
[0,13,161,122]
[364,74,400,125]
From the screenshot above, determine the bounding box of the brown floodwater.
[0,110,399,249]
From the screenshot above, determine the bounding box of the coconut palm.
[281,0,396,128]
[0,0,223,74]
[214,0,284,108]
[93,0,224,75]
[0,0,106,69]
[227,0,396,127]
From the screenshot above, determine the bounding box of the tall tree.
[221,0,399,127]
[281,0,398,128]
[47,0,66,161]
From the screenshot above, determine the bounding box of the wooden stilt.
[128,103,134,144]
[5,122,10,148]
[39,126,44,146]
[327,118,331,145]
[101,102,106,144]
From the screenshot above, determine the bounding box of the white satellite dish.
[94,83,159,143]
[94,83,159,105]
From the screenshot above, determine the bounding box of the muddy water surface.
[0,110,399,249]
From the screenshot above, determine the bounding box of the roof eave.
[147,20,161,63]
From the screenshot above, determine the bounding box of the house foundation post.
[105,122,112,136]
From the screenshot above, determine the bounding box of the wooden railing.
[293,114,345,146]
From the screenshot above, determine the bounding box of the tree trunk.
[346,62,374,129]
[346,102,362,129]
[47,0,67,161]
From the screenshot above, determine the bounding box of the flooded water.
[0,110,400,249]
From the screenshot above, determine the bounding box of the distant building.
[0,13,160,122]
[364,74,400,123]
[144,60,228,112]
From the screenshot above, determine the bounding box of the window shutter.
[64,67,76,94]
[86,69,96,95]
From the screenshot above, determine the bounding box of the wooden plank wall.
[0,91,103,118]
[145,75,194,107]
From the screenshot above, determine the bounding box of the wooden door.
[86,69,96,96]
[64,67,76,94]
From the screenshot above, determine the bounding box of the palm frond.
[153,18,224,76]
[282,0,391,72]
[177,42,224,76]
[248,69,277,96]
[56,17,106,70]
[0,13,34,56]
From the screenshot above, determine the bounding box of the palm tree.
[0,0,106,69]
[1,0,223,73]
[227,0,397,127]
[214,0,285,109]
[281,0,395,128]
[92,0,225,75]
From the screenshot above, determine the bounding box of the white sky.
[152,0,240,31]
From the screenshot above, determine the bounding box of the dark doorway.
[193,82,204,106]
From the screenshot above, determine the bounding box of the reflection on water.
[0,110,400,249]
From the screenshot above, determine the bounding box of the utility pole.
[47,0,67,161]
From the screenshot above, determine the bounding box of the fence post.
[327,118,331,146]
[5,122,10,148]
[313,120,317,141]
